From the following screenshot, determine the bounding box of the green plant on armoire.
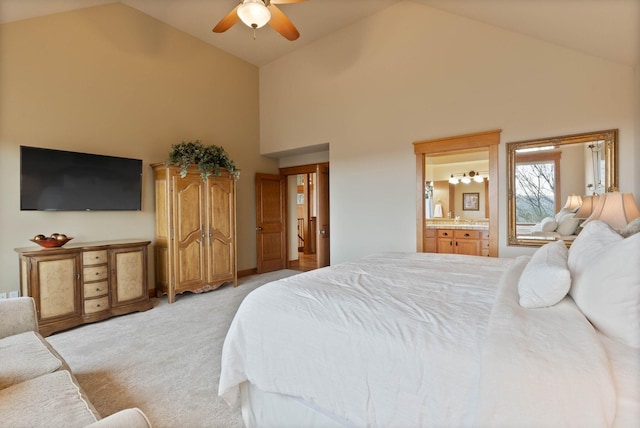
[166,140,239,180]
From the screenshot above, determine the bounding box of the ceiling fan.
[213,0,307,41]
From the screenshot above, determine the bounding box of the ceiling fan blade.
[270,0,308,4]
[267,4,300,41]
[212,5,240,33]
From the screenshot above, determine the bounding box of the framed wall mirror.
[507,129,618,247]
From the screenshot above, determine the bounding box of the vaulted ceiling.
[1,0,638,67]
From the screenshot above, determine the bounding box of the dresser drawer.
[83,250,108,266]
[84,296,109,314]
[83,265,108,282]
[84,281,108,298]
[437,229,454,238]
[454,229,481,240]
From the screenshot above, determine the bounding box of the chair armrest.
[0,297,39,339]
[85,408,152,428]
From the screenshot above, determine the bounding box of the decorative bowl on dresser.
[30,236,73,248]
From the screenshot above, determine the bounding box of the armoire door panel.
[212,240,232,276]
[177,239,206,286]
[175,179,205,242]
[209,179,232,236]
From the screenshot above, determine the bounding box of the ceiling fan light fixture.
[237,0,271,29]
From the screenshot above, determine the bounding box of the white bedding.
[474,256,616,427]
[219,252,620,427]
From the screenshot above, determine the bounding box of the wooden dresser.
[15,240,152,336]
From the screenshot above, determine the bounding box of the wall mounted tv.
[20,146,143,211]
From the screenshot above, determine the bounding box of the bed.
[219,220,640,427]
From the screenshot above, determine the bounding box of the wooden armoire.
[152,163,237,303]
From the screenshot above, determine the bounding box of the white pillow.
[622,217,640,237]
[555,213,580,236]
[518,239,571,308]
[539,216,558,232]
[568,220,640,348]
[555,208,572,221]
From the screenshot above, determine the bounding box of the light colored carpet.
[47,269,299,428]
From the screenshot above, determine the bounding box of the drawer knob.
[96,304,101,307]
[443,232,448,236]
[464,233,470,237]
[95,272,100,276]
[95,256,99,259]
[96,288,100,291]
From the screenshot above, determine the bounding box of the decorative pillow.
[536,216,558,232]
[555,208,572,221]
[518,239,571,308]
[555,213,580,236]
[622,217,640,237]
[568,220,640,348]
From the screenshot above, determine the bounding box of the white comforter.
[219,252,616,427]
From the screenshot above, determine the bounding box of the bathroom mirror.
[507,129,618,247]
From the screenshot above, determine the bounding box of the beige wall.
[636,65,640,193]
[260,1,637,263]
[0,3,278,295]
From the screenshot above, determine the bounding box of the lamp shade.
[574,195,600,219]
[563,194,583,211]
[582,192,640,230]
[237,0,271,29]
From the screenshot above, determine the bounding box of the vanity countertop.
[425,222,489,231]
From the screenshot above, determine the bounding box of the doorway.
[291,172,317,271]
[413,130,501,257]
[280,163,330,272]
[255,163,330,274]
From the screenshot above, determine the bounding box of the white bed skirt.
[240,382,355,428]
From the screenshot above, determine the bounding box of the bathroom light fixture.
[448,171,486,185]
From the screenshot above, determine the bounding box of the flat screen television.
[20,146,143,211]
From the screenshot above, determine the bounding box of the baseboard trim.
[287,260,300,269]
[238,268,257,278]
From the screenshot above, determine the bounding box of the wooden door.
[207,175,236,283]
[172,171,207,291]
[316,164,330,268]
[256,173,286,273]
[110,246,147,306]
